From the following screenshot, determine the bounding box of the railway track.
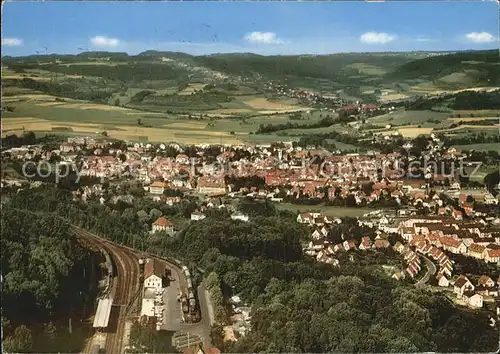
[8,209,200,350]
[71,226,140,354]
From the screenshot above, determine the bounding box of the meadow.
[276,203,373,218]
[2,88,322,145]
[3,50,498,148]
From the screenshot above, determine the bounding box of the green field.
[3,49,499,145]
[463,165,499,183]
[367,109,450,126]
[453,143,500,152]
[277,203,373,217]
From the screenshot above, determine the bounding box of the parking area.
[160,273,184,332]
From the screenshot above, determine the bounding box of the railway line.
[71,226,140,354]
[8,208,206,351]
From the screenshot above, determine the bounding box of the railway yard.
[72,225,209,354]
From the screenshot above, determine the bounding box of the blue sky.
[2,1,499,56]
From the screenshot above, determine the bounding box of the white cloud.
[244,32,284,44]
[360,32,396,44]
[90,35,120,48]
[3,38,23,46]
[465,32,495,43]
[415,37,434,42]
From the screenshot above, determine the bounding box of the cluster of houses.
[298,209,500,313]
[300,212,391,266]
[150,210,249,235]
[399,217,500,264]
[394,216,500,309]
[452,274,500,309]
[5,135,499,218]
[391,242,423,280]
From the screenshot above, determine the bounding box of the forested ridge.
[1,203,97,352]
[1,186,498,353]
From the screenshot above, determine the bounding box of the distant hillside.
[389,50,500,88]
[3,50,498,98]
[192,52,418,83]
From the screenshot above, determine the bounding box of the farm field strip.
[397,127,434,137]
[440,124,500,132]
[447,117,499,122]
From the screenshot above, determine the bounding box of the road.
[415,255,437,288]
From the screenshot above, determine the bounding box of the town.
[2,133,500,329]
[2,1,500,353]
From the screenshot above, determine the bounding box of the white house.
[437,273,450,287]
[152,216,175,234]
[149,181,166,195]
[477,275,495,288]
[144,259,164,292]
[297,212,321,224]
[191,211,206,221]
[464,292,483,308]
[379,216,389,226]
[484,249,500,263]
[453,275,475,298]
[231,212,249,222]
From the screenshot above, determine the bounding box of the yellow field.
[51,102,133,112]
[211,108,254,114]
[107,127,242,144]
[2,98,24,103]
[397,127,434,137]
[2,117,243,144]
[2,117,104,136]
[447,117,499,122]
[410,86,499,95]
[244,97,301,111]
[345,63,387,76]
[258,108,310,114]
[13,94,60,101]
[36,102,68,107]
[378,94,410,102]
[164,122,208,129]
[442,124,500,132]
[2,74,52,82]
[178,83,206,96]
[454,109,500,115]
[3,68,83,81]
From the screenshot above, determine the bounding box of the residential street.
[415,255,437,288]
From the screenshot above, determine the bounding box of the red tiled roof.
[469,243,486,254]
[144,259,164,279]
[487,249,500,257]
[439,237,461,248]
[153,216,174,227]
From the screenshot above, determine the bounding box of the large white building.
[144,259,164,292]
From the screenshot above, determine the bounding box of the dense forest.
[9,62,188,83]
[4,78,113,103]
[165,202,497,353]
[2,185,498,353]
[1,204,98,352]
[451,90,500,110]
[192,53,412,83]
[257,116,336,134]
[390,50,499,85]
